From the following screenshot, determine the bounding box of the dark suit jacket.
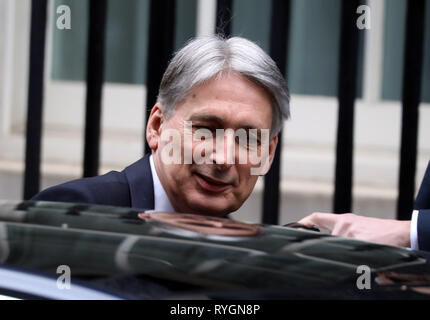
[414,161,430,251]
[32,154,155,211]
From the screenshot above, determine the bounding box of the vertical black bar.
[333,0,360,213]
[262,0,290,225]
[216,0,233,36]
[23,0,48,200]
[144,0,176,155]
[397,0,426,220]
[83,0,107,178]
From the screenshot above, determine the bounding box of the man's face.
[147,73,278,216]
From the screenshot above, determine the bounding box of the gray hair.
[157,35,290,135]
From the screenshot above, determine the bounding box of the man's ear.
[259,134,278,176]
[146,103,164,152]
[268,134,278,167]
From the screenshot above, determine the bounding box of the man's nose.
[211,132,235,168]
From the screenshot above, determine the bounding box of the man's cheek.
[182,129,193,165]
[159,129,183,165]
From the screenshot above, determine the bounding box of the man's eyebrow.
[188,114,224,124]
[188,114,260,130]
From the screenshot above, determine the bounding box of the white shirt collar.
[148,155,175,213]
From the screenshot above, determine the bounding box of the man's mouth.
[194,173,232,193]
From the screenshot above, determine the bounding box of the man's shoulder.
[31,155,154,209]
[31,170,131,206]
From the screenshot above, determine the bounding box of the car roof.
[0,200,429,299]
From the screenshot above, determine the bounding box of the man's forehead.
[171,73,274,130]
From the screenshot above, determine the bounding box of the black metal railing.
[23,0,426,223]
[397,0,426,220]
[144,0,176,155]
[333,0,360,214]
[216,0,233,35]
[23,0,48,200]
[83,0,107,178]
[261,0,291,225]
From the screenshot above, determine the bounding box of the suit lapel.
[123,154,155,210]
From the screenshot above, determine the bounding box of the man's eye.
[235,136,257,150]
[194,125,212,131]
[248,135,260,145]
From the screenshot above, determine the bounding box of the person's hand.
[297,212,411,248]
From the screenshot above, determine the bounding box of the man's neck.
[148,155,175,213]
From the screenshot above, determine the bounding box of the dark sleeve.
[414,161,430,210]
[414,162,430,251]
[418,209,430,252]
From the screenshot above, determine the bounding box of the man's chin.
[185,200,236,217]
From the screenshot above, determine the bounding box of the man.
[32,36,290,217]
[298,161,430,251]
